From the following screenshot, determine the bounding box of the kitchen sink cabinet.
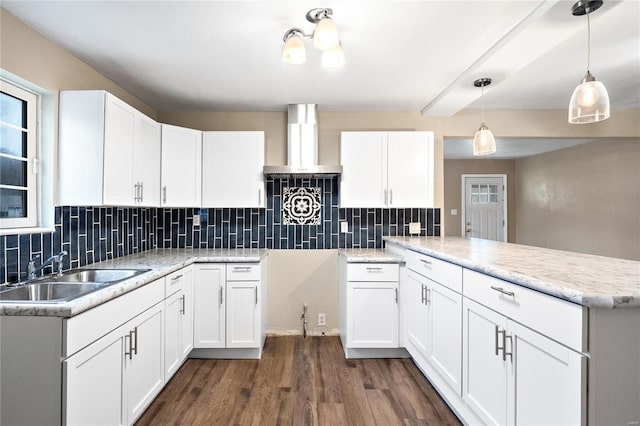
[160,124,202,207]
[192,261,267,358]
[202,131,265,207]
[164,266,194,381]
[58,90,161,207]
[340,131,434,208]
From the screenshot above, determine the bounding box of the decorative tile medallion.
[282,187,322,225]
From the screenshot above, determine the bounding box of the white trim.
[461,174,508,242]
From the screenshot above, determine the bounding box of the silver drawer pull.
[366,267,383,272]
[233,266,252,271]
[420,259,432,266]
[491,286,515,297]
[171,274,183,282]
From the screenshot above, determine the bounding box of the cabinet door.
[124,303,165,425]
[160,124,202,207]
[462,298,508,426]
[134,114,161,206]
[63,328,125,426]
[202,131,265,207]
[347,281,398,348]
[427,279,462,395]
[180,271,194,359]
[193,265,226,348]
[164,290,182,381]
[508,321,585,425]
[103,94,135,205]
[226,281,260,348]
[405,270,429,357]
[340,132,387,208]
[387,132,433,208]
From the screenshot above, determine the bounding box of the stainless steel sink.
[0,268,150,303]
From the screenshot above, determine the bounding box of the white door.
[463,298,508,426]
[63,328,125,426]
[508,321,585,425]
[387,132,433,208]
[103,94,135,205]
[226,281,260,348]
[124,303,165,425]
[160,124,202,207]
[405,270,429,357]
[347,282,398,348]
[134,114,161,206]
[463,176,506,241]
[340,132,387,208]
[202,131,265,207]
[427,279,462,395]
[193,265,226,348]
[164,290,183,380]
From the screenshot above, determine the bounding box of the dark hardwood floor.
[136,336,461,425]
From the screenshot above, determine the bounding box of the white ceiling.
[3,0,639,115]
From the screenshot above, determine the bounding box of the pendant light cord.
[586,11,591,72]
[481,84,485,123]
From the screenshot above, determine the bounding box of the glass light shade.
[282,34,306,64]
[473,124,496,156]
[313,17,340,50]
[321,44,344,69]
[568,73,610,123]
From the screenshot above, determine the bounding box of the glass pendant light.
[568,0,610,124]
[321,43,345,68]
[313,15,340,50]
[282,28,306,65]
[473,78,496,156]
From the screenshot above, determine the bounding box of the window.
[470,184,499,204]
[0,79,39,229]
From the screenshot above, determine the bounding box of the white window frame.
[0,79,39,229]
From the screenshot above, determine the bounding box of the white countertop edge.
[338,249,404,264]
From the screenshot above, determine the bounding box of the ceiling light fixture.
[473,78,496,156]
[282,8,344,69]
[568,0,610,124]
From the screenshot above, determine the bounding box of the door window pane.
[0,187,26,218]
[0,156,27,187]
[0,91,26,128]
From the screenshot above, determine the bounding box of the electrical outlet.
[317,313,326,326]
[409,222,421,235]
[340,221,349,233]
[193,214,201,227]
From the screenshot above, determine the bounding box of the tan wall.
[515,139,640,260]
[444,159,517,242]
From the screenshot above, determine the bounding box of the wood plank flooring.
[136,336,461,425]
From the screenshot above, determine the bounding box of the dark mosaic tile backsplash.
[1,177,440,284]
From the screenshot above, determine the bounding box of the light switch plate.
[340,221,349,233]
[451,208,458,216]
[193,214,201,227]
[409,222,421,235]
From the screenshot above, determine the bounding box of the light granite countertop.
[384,236,640,309]
[0,248,267,317]
[339,248,404,264]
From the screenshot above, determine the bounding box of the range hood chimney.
[263,104,342,178]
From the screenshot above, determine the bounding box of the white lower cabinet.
[463,298,584,425]
[64,300,165,426]
[164,267,194,381]
[193,261,266,358]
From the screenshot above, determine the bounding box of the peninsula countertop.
[384,236,640,309]
[0,248,267,317]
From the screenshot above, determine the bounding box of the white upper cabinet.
[340,131,434,208]
[202,131,265,208]
[59,90,161,206]
[160,124,202,207]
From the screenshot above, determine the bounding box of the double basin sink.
[0,268,150,303]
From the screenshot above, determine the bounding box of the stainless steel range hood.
[263,104,342,178]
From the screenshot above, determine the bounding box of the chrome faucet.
[27,251,68,279]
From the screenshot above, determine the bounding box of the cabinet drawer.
[165,266,191,296]
[463,269,586,352]
[226,263,260,281]
[346,263,399,282]
[405,249,462,293]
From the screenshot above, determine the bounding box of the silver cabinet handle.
[132,327,138,356]
[495,325,506,359]
[491,286,515,297]
[366,267,383,272]
[384,189,388,205]
[233,266,252,272]
[140,182,143,202]
[389,189,393,205]
[134,183,139,202]
[425,287,431,305]
[394,288,398,304]
[219,286,224,306]
[504,334,513,362]
[258,188,261,206]
[171,274,183,282]
[420,259,432,266]
[180,294,186,315]
[124,333,132,360]
[255,286,258,305]
[421,284,426,304]
[162,186,167,204]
